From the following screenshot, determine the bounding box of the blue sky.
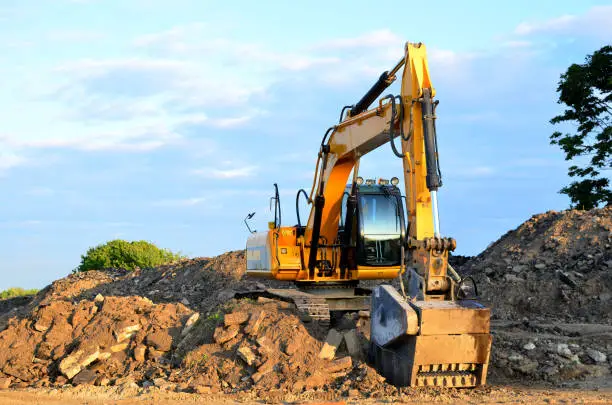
[1,1,610,290]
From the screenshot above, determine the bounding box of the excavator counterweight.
[245,42,492,388]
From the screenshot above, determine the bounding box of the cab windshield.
[359,193,402,266]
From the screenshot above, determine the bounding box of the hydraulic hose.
[295,189,310,228]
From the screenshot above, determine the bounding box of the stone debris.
[224,311,249,326]
[587,349,607,363]
[319,329,344,360]
[343,329,361,357]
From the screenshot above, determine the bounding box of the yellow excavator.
[245,42,491,387]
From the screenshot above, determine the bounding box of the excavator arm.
[304,42,455,297]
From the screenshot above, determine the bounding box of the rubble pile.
[460,206,612,323]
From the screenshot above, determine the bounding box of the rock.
[97,352,111,361]
[304,371,328,389]
[181,313,200,337]
[237,344,257,366]
[194,385,212,394]
[181,298,190,306]
[133,345,146,362]
[514,359,539,374]
[0,377,11,390]
[110,342,129,353]
[213,325,239,344]
[94,294,104,303]
[252,359,276,383]
[218,290,235,302]
[349,389,360,397]
[534,263,546,270]
[244,310,265,336]
[523,342,536,351]
[33,319,51,332]
[224,311,249,326]
[508,353,524,362]
[153,377,169,388]
[358,310,370,318]
[558,271,577,288]
[284,341,300,356]
[59,345,100,379]
[319,329,343,360]
[146,330,173,352]
[344,329,361,357]
[147,347,165,361]
[141,380,154,388]
[504,274,524,283]
[72,369,97,385]
[586,349,607,363]
[512,265,527,273]
[114,323,140,343]
[556,343,573,358]
[324,356,352,373]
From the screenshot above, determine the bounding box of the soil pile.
[460,206,612,323]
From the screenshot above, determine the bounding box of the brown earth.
[0,207,610,403]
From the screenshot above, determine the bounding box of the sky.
[0,1,610,290]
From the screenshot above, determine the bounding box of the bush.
[0,287,39,300]
[75,239,183,272]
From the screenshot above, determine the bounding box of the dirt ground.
[0,386,611,405]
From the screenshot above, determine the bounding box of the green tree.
[76,239,183,272]
[550,45,611,209]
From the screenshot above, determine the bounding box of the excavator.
[244,42,491,388]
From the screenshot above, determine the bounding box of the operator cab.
[339,177,406,268]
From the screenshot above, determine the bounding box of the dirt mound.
[460,206,612,323]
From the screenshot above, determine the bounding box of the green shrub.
[75,239,183,272]
[0,287,39,300]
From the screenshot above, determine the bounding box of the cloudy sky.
[1,0,610,290]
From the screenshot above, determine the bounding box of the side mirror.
[244,212,256,234]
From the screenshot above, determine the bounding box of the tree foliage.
[0,287,39,300]
[550,45,611,209]
[75,239,183,272]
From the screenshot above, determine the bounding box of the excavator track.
[235,288,331,325]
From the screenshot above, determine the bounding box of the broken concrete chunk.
[319,328,343,360]
[147,347,165,361]
[343,329,361,357]
[244,310,265,336]
[59,345,100,379]
[237,344,257,366]
[224,312,249,326]
[110,342,129,353]
[587,349,607,363]
[213,324,239,344]
[72,369,97,385]
[181,313,200,337]
[133,345,146,362]
[114,323,141,343]
[252,359,276,383]
[146,330,173,352]
[0,377,11,390]
[94,294,104,303]
[324,356,353,373]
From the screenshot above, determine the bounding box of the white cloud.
[311,29,402,51]
[0,151,26,172]
[153,196,207,207]
[194,165,258,179]
[514,6,612,39]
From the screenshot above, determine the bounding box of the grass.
[0,287,39,300]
